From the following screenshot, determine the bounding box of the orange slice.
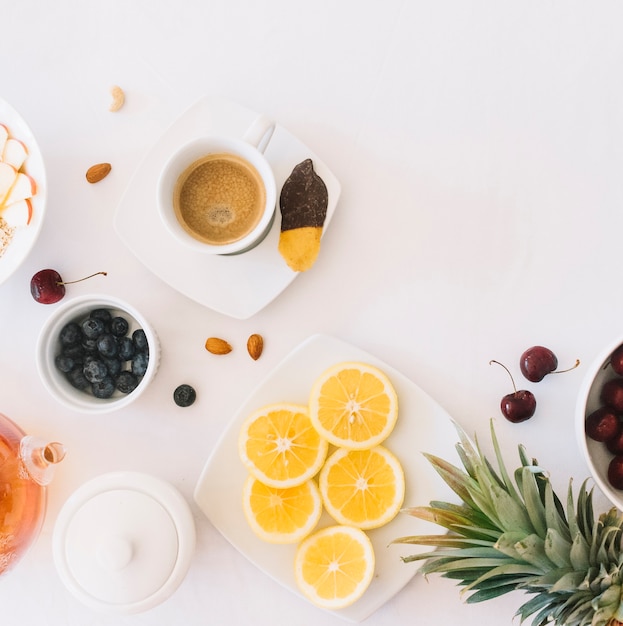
[309,362,398,449]
[294,525,375,609]
[242,475,322,544]
[318,445,405,529]
[238,403,328,488]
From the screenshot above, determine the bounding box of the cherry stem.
[551,359,580,375]
[57,271,107,286]
[489,359,517,393]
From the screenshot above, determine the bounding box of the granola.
[0,217,15,258]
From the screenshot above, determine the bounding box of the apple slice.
[1,198,32,227]
[0,162,18,205]
[0,124,8,157]
[2,138,28,169]
[1,171,36,208]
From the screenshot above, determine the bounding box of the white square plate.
[194,334,459,622]
[114,96,340,319]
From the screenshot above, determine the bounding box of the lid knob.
[97,535,133,571]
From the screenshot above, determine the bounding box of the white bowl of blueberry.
[576,335,623,508]
[36,295,160,414]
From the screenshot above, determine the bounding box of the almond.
[205,337,232,355]
[247,334,263,360]
[86,163,111,183]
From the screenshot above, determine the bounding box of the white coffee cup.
[158,115,277,255]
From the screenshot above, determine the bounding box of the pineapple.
[393,420,623,626]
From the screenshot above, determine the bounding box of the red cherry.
[490,360,536,423]
[606,428,623,455]
[608,455,623,490]
[585,407,620,442]
[600,378,623,413]
[609,344,623,376]
[519,345,580,382]
[30,269,107,304]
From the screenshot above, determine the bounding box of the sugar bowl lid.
[53,471,195,614]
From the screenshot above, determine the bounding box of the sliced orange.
[309,362,398,449]
[242,475,322,544]
[294,525,375,609]
[319,445,405,530]
[238,403,328,488]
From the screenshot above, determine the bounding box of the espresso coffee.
[173,153,266,245]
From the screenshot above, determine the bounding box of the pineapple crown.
[393,420,623,626]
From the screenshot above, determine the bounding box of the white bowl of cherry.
[576,335,623,508]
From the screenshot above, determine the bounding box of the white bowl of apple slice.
[576,335,623,509]
[36,295,160,414]
[0,97,46,285]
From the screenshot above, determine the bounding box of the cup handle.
[243,114,276,154]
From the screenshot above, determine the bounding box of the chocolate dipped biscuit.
[278,159,328,271]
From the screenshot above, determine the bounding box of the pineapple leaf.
[544,527,572,568]
[495,531,528,560]
[465,583,523,603]
[421,453,479,508]
[544,480,571,542]
[392,534,494,548]
[397,421,623,626]
[570,530,591,571]
[521,466,548,539]
[489,418,523,502]
[514,534,555,572]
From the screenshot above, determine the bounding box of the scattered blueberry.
[116,371,139,394]
[110,316,129,337]
[92,377,115,399]
[173,384,196,407]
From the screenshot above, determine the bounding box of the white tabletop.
[1,1,621,624]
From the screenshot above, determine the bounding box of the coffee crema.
[173,153,266,245]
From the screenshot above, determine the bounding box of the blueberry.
[131,353,149,377]
[173,384,196,407]
[59,322,82,346]
[81,317,105,339]
[63,344,86,363]
[118,337,135,361]
[66,366,89,390]
[116,371,139,394]
[132,328,148,352]
[110,316,129,337]
[82,337,99,353]
[83,358,108,383]
[55,354,76,373]
[103,357,122,378]
[97,333,118,358]
[92,377,115,399]
[90,308,112,323]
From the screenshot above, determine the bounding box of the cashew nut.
[109,85,125,112]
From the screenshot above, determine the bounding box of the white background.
[1,1,622,624]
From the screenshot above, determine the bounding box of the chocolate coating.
[279,159,328,231]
